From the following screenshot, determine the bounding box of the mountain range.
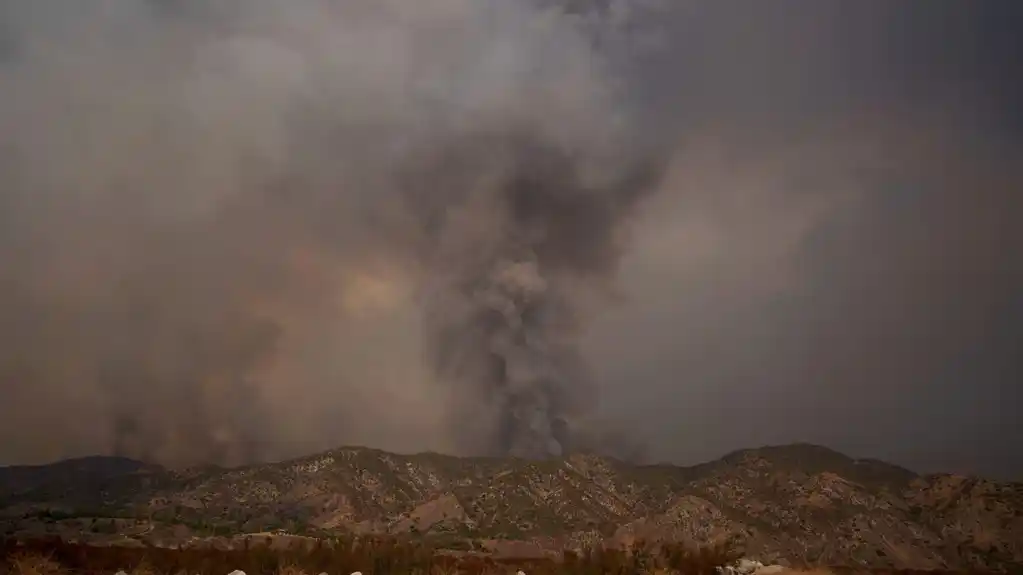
[1,444,1020,572]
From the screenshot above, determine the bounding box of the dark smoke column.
[414,134,663,459]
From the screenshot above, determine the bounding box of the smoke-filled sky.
[1,0,1020,480]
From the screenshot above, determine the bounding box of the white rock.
[517,571,527,575]
[350,572,364,575]
[227,570,247,575]
[738,559,765,572]
[719,558,779,575]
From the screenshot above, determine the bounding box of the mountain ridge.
[1,444,1020,572]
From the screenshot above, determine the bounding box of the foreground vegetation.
[1,536,740,575]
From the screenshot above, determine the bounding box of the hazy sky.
[1,0,1020,479]
[586,0,1023,479]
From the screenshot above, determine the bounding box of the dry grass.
[7,553,65,575]
[0,536,740,575]
[130,558,161,575]
[276,564,309,575]
[1,545,1001,575]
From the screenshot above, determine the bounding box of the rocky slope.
[1,444,1020,572]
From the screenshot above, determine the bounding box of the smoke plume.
[411,133,663,457]
[0,0,663,466]
[4,0,1019,478]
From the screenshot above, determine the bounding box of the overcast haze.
[0,0,1020,479]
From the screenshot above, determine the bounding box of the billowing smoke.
[8,0,1013,477]
[0,0,664,466]
[411,134,663,458]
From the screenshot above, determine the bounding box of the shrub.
[1,535,741,575]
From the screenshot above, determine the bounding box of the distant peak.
[718,443,918,489]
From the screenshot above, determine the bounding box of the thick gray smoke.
[6,0,1019,478]
[0,0,664,466]
[411,134,663,458]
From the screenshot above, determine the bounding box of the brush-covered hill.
[1,444,1020,572]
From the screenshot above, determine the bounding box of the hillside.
[1,444,1020,572]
